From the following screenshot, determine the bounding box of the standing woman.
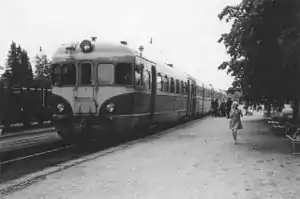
[229,102,243,144]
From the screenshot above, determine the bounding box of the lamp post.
[139,45,144,56]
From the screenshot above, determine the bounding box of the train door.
[73,61,97,114]
[150,65,157,123]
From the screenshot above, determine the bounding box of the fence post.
[1,78,12,131]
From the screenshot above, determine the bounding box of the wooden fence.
[0,80,52,131]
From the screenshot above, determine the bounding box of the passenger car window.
[176,80,180,94]
[157,74,163,91]
[170,78,175,93]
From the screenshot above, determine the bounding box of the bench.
[286,134,300,155]
[271,123,286,136]
[285,122,300,136]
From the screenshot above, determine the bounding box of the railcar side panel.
[154,93,187,123]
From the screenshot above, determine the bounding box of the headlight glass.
[106,102,115,112]
[57,103,65,112]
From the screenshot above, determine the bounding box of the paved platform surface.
[2,113,300,199]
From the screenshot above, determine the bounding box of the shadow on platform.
[237,118,293,155]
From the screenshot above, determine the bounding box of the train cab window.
[97,63,114,84]
[143,69,149,88]
[170,78,175,93]
[52,63,76,86]
[148,71,151,89]
[134,64,143,85]
[115,63,133,85]
[80,63,92,85]
[176,80,180,94]
[157,73,163,91]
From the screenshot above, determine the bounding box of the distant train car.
[49,38,218,143]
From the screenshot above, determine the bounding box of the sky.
[0,0,241,90]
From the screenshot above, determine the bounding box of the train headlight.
[57,103,65,112]
[106,102,115,112]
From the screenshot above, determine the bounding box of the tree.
[3,41,33,86]
[34,47,51,80]
[20,49,33,85]
[2,41,17,80]
[218,0,300,104]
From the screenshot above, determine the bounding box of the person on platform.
[229,101,243,144]
[211,99,219,117]
[220,101,226,117]
[225,98,233,118]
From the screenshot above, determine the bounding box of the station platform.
[2,112,300,199]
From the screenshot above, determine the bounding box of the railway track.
[1,144,76,165]
[0,127,55,138]
[0,130,58,154]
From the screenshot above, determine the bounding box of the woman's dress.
[230,109,243,130]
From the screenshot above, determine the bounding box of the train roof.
[194,78,205,86]
[52,40,138,63]
[52,38,226,91]
[154,62,189,81]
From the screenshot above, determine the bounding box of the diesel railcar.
[50,38,226,142]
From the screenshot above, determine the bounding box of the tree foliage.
[34,48,51,79]
[218,0,300,102]
[2,41,33,86]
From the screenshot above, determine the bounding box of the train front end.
[50,39,136,143]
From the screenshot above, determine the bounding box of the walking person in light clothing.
[229,101,243,144]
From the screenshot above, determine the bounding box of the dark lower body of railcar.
[51,92,212,143]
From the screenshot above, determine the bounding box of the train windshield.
[97,63,133,85]
[51,64,76,86]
